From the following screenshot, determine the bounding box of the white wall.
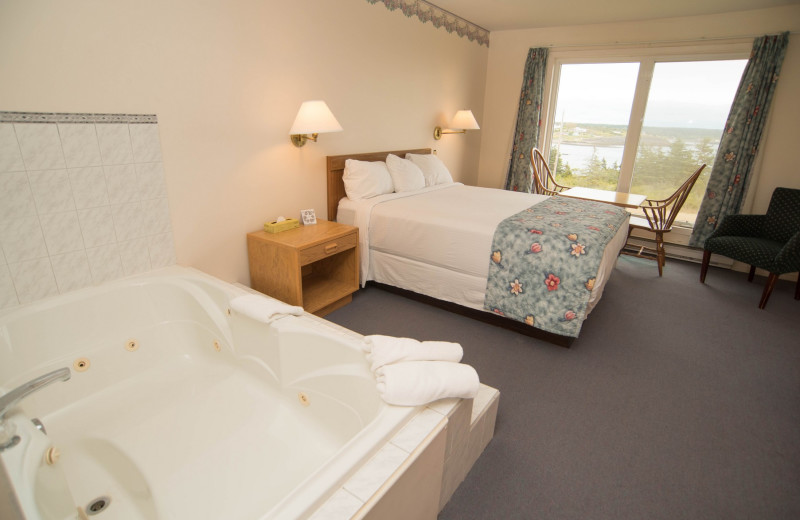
[478,5,800,217]
[0,0,488,286]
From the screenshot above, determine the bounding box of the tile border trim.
[0,112,158,124]
[366,0,489,47]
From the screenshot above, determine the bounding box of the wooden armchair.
[531,148,570,196]
[700,187,800,308]
[620,164,706,276]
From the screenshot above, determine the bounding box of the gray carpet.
[326,256,800,520]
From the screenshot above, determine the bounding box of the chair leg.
[759,273,779,309]
[748,265,756,282]
[655,232,665,277]
[700,250,711,283]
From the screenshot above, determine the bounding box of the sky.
[554,59,747,129]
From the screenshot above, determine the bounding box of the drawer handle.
[324,243,338,254]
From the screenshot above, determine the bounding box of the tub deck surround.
[0,266,499,520]
[307,314,501,519]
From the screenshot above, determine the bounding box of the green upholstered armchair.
[700,187,800,309]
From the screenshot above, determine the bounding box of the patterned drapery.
[505,48,549,192]
[689,32,789,248]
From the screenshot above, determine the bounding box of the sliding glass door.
[629,60,746,225]
[549,62,639,191]
[544,47,747,228]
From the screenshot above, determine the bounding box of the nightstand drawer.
[299,232,357,265]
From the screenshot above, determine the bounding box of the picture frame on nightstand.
[300,209,317,225]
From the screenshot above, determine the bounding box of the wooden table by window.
[560,187,646,209]
[247,219,358,317]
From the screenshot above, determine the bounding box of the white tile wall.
[0,113,176,309]
[15,123,67,170]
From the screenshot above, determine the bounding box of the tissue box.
[264,218,299,233]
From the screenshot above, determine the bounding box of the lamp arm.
[433,127,467,140]
[290,132,320,147]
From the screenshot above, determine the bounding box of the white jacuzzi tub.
[0,266,418,520]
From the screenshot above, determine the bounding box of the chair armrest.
[709,214,766,239]
[775,231,800,272]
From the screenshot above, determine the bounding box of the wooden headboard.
[326,148,432,222]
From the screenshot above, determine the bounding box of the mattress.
[337,183,628,318]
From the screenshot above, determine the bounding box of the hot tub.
[0,266,419,520]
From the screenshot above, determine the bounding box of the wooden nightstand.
[247,219,359,316]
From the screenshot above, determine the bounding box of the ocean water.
[555,144,624,171]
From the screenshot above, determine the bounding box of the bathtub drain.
[86,496,111,516]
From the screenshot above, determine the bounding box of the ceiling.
[430,0,800,31]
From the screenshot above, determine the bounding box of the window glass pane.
[630,60,747,225]
[549,63,639,190]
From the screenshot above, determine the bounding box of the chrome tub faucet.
[0,368,71,450]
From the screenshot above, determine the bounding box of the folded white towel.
[374,361,479,406]
[229,294,303,323]
[363,335,463,371]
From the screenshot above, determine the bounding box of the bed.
[326,148,629,346]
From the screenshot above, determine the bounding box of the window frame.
[540,40,752,200]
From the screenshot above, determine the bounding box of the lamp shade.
[289,100,343,135]
[450,110,480,130]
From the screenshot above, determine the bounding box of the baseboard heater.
[623,237,734,268]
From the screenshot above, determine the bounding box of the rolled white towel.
[374,361,479,406]
[229,294,303,323]
[363,335,463,371]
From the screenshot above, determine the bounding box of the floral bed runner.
[483,196,628,337]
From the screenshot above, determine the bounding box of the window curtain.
[689,32,789,248]
[504,48,549,192]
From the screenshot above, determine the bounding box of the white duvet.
[337,183,628,316]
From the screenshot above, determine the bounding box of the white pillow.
[343,159,394,200]
[385,154,426,192]
[405,153,454,186]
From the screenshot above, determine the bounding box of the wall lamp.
[289,100,343,147]
[433,110,480,140]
